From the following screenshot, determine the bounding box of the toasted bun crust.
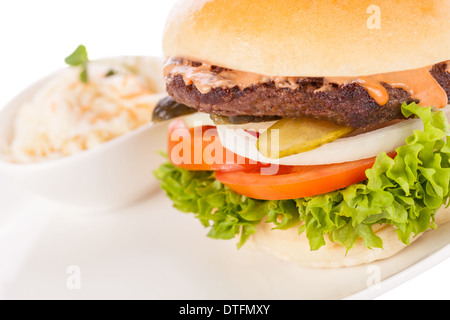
[249,205,450,268]
[163,0,450,77]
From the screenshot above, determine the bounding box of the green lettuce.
[154,103,450,251]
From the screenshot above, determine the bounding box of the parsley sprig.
[65,45,89,83]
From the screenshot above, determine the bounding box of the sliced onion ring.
[215,105,450,166]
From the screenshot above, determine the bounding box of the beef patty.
[165,61,450,128]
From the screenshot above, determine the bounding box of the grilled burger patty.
[165,61,450,128]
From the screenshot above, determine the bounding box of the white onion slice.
[181,112,216,127]
[215,105,450,166]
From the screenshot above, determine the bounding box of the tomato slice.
[215,154,395,200]
[168,119,262,172]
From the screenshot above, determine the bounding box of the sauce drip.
[163,57,272,94]
[164,57,449,108]
[324,67,448,108]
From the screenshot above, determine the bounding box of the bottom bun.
[249,205,450,268]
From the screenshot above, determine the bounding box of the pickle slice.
[152,96,197,122]
[257,117,354,159]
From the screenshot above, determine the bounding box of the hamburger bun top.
[163,0,450,77]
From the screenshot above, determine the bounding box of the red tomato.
[215,155,395,200]
[168,119,262,172]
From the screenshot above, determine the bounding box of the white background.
[0,0,449,300]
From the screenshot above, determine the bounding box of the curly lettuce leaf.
[155,103,450,251]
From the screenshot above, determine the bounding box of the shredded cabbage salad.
[8,61,161,163]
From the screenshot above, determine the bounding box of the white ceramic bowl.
[0,56,170,209]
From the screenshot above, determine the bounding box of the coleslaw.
[7,60,164,163]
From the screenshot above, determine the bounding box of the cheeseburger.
[154,0,450,268]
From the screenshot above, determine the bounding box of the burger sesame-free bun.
[248,205,450,268]
[163,0,450,77]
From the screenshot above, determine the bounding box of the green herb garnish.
[105,69,117,77]
[65,45,89,83]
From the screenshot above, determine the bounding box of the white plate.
[0,151,449,300]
